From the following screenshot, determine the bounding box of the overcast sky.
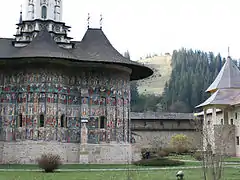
[0,0,239,60]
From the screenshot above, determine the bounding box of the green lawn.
[168,154,240,163]
[0,168,239,180]
[0,164,137,170]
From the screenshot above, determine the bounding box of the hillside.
[137,54,172,95]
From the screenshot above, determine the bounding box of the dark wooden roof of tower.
[0,27,153,80]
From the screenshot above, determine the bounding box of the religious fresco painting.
[0,69,131,144]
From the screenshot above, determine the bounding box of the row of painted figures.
[0,127,127,143]
[0,72,129,89]
[0,92,130,104]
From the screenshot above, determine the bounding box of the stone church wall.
[0,141,132,164]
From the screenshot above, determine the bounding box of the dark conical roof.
[71,28,153,80]
[0,27,153,80]
[12,27,77,60]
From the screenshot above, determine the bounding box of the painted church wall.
[0,67,131,143]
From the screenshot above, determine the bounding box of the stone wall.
[0,141,132,164]
[132,130,201,150]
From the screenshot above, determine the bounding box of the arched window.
[61,114,65,128]
[19,113,23,127]
[40,114,44,127]
[41,6,47,19]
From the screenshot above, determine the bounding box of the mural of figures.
[0,68,130,143]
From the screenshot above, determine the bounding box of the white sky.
[0,0,239,60]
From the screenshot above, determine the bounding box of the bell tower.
[26,0,63,22]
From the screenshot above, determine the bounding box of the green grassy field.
[0,168,239,180]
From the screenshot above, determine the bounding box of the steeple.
[205,56,240,93]
[26,0,63,22]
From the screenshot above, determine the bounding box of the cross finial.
[19,4,23,24]
[100,14,103,29]
[87,13,90,29]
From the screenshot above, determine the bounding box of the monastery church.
[0,0,153,164]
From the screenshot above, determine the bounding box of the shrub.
[157,150,169,157]
[133,157,185,167]
[141,148,160,159]
[192,151,203,161]
[37,153,62,173]
[170,134,191,154]
[163,147,175,154]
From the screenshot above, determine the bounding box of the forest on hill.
[129,48,240,113]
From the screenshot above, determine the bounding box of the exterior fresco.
[0,67,130,144]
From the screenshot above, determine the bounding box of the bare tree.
[193,118,235,180]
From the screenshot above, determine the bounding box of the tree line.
[128,48,240,113]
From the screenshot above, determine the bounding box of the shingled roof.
[0,27,153,80]
[12,27,77,60]
[196,56,240,108]
[196,89,240,108]
[205,57,240,93]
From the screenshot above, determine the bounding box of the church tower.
[13,0,73,49]
[26,0,63,22]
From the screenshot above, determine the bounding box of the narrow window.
[177,121,180,127]
[41,6,47,19]
[40,114,44,127]
[237,136,239,146]
[207,121,210,125]
[61,114,65,128]
[19,113,23,127]
[235,113,238,120]
[144,121,147,127]
[100,116,105,129]
[231,119,234,125]
[221,119,223,125]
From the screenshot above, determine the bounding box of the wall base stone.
[0,141,132,164]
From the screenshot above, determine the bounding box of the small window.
[237,136,239,146]
[40,114,44,127]
[100,116,105,129]
[19,114,23,127]
[144,121,147,127]
[231,119,234,125]
[160,121,164,126]
[235,113,238,120]
[61,114,65,128]
[41,6,47,19]
[177,121,180,127]
[207,121,210,125]
[221,119,223,125]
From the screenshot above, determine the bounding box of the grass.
[0,164,137,170]
[168,154,240,163]
[0,167,239,180]
[0,162,201,170]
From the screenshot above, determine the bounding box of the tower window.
[231,119,234,125]
[19,114,23,127]
[221,119,223,125]
[235,113,238,119]
[100,116,105,129]
[237,136,239,146]
[61,114,66,128]
[40,114,44,127]
[41,6,47,19]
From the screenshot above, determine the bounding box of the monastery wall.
[0,141,132,164]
